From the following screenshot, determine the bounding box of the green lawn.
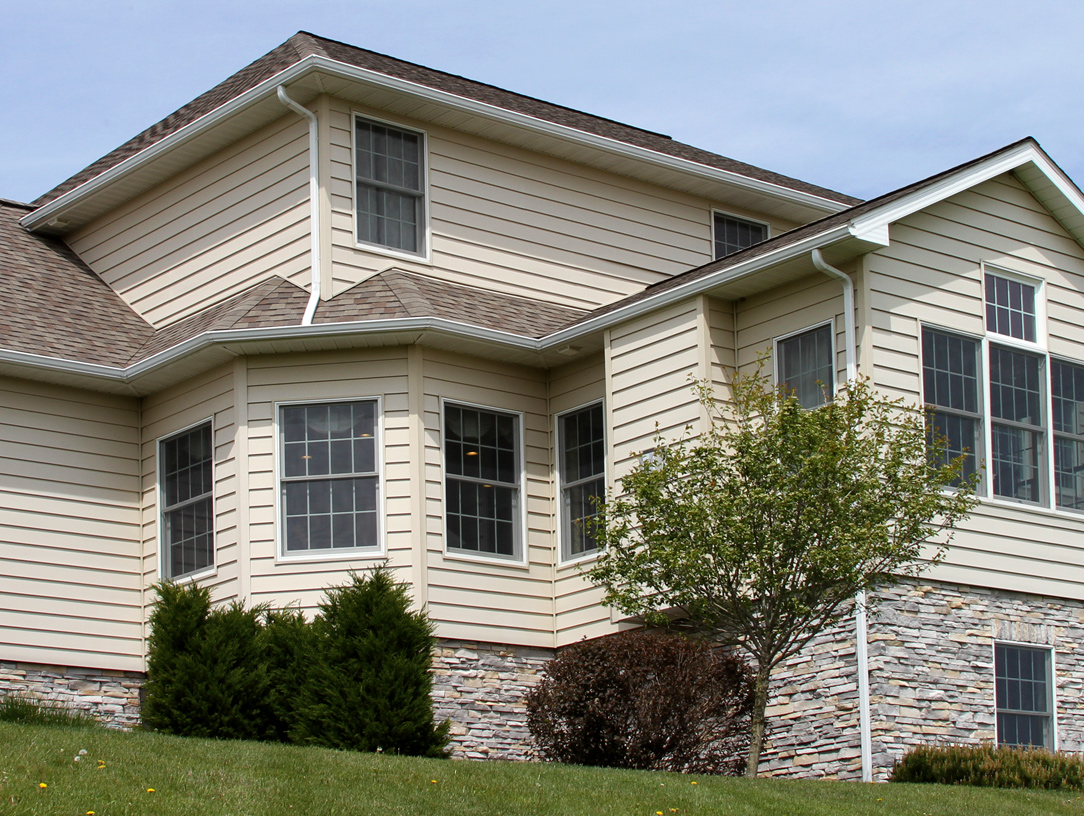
[1,721,1082,816]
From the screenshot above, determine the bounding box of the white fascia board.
[848,142,1071,237]
[23,54,849,231]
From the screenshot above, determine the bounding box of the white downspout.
[811,248,872,783]
[276,86,321,326]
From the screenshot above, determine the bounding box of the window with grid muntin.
[444,404,521,558]
[922,328,982,483]
[986,273,1037,342]
[713,213,767,259]
[989,346,1045,503]
[161,422,214,579]
[995,643,1053,749]
[559,403,605,560]
[280,401,379,554]
[355,117,424,254]
[1052,359,1084,510]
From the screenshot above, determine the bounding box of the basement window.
[995,642,1054,749]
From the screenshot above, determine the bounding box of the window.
[922,329,981,482]
[1052,359,1084,510]
[989,347,1044,502]
[444,403,522,559]
[160,422,214,579]
[558,403,606,560]
[280,401,379,555]
[995,643,1053,749]
[713,213,768,259]
[355,116,425,254]
[986,273,1036,342]
[776,323,833,409]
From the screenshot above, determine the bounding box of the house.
[4,31,1084,780]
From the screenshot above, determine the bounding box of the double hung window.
[922,329,982,482]
[713,212,768,260]
[776,323,834,409]
[558,403,606,560]
[444,403,522,559]
[1052,360,1084,509]
[995,643,1053,749]
[280,401,380,555]
[355,116,425,254]
[160,422,214,579]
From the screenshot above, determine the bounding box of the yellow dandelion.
[656,811,663,815]
[39,782,47,789]
[691,781,698,785]
[87,812,96,815]
[430,779,438,784]
[146,788,155,793]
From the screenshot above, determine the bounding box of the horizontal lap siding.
[868,173,1084,598]
[244,349,411,612]
[68,115,310,327]
[0,378,142,671]
[422,348,555,647]
[141,365,237,603]
[325,97,782,308]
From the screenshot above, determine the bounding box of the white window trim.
[439,397,528,567]
[351,110,432,263]
[273,395,386,564]
[991,639,1057,751]
[711,209,771,260]
[156,416,217,583]
[981,263,1047,352]
[555,399,608,566]
[772,319,837,400]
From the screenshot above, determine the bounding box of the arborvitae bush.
[891,743,1084,790]
[143,582,271,740]
[259,607,316,742]
[526,630,755,774]
[292,567,450,757]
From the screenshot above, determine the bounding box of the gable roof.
[30,32,860,216]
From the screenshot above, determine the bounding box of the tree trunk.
[744,662,772,778]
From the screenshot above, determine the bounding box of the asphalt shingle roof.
[33,32,860,208]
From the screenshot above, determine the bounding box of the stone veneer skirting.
[5,581,1084,779]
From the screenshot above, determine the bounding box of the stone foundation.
[430,639,552,760]
[0,662,143,728]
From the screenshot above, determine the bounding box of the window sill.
[352,239,432,266]
[442,548,530,570]
[166,565,217,585]
[276,548,386,566]
[977,494,1084,522]
[558,550,600,570]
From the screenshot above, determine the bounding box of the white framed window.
[995,642,1054,749]
[354,114,426,256]
[1051,358,1084,510]
[713,211,769,260]
[922,327,983,484]
[775,322,834,409]
[159,421,215,580]
[443,401,524,561]
[558,402,606,562]
[278,399,382,557]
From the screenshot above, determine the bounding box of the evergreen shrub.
[891,743,1084,790]
[292,567,450,757]
[259,607,316,742]
[526,630,754,774]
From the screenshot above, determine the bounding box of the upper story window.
[995,642,1053,749]
[986,272,1037,342]
[713,212,768,259]
[280,401,380,556]
[558,402,606,561]
[776,323,833,409]
[355,116,425,255]
[1051,360,1084,511]
[444,403,523,560]
[160,422,214,579]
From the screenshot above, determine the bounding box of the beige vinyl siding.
[140,364,238,601]
[867,172,1084,598]
[0,378,142,671]
[68,115,310,327]
[326,97,792,308]
[242,348,411,611]
[421,348,556,647]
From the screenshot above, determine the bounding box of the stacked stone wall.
[0,662,143,728]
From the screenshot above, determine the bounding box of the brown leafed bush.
[526,630,754,774]
[891,743,1084,790]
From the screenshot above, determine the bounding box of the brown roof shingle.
[33,32,860,209]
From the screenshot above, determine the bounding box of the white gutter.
[22,55,851,233]
[276,86,321,325]
[811,248,872,783]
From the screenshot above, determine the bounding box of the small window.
[995,643,1053,749]
[989,347,1045,503]
[280,401,379,554]
[776,323,833,409]
[1052,359,1084,511]
[713,213,768,259]
[922,328,982,483]
[985,272,1037,342]
[444,403,522,559]
[160,422,214,579]
[355,117,425,254]
[559,403,606,560]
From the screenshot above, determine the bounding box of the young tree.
[587,371,978,776]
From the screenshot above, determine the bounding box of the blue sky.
[2,0,1082,205]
